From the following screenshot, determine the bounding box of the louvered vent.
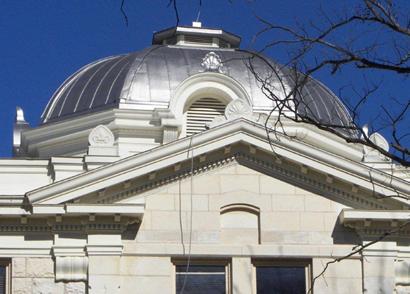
[186,98,226,136]
[184,35,214,46]
[219,39,230,48]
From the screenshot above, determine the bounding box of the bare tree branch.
[249,0,410,166]
[168,0,180,26]
[307,219,410,294]
[120,0,129,27]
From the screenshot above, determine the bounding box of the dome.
[41,25,353,131]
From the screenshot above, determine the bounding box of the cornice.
[97,155,238,204]
[0,222,127,233]
[24,109,160,141]
[0,215,139,233]
[22,109,161,156]
[96,149,398,210]
[340,209,410,237]
[0,204,143,233]
[0,159,49,174]
[26,119,409,207]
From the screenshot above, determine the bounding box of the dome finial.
[192,21,202,28]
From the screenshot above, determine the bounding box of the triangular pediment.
[25,119,409,210]
[95,158,400,212]
[118,162,349,211]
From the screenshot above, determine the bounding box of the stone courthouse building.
[1,23,410,294]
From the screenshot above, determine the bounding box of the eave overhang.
[152,26,241,48]
[0,204,144,218]
[340,209,410,236]
[341,209,410,223]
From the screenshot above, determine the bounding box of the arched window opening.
[185,97,226,136]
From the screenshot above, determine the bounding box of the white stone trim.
[65,204,144,215]
[86,245,123,256]
[0,204,144,217]
[70,151,387,210]
[170,72,251,119]
[340,209,410,236]
[22,108,160,157]
[53,246,86,257]
[26,119,409,206]
[341,209,410,222]
[122,243,362,259]
[0,207,30,215]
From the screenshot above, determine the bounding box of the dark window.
[0,261,9,294]
[175,264,227,294]
[184,35,213,45]
[254,260,310,294]
[0,266,4,294]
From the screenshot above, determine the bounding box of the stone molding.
[26,119,409,207]
[49,157,84,182]
[122,243,363,259]
[0,221,127,233]
[96,148,396,211]
[0,204,143,233]
[0,203,144,215]
[86,244,123,256]
[340,209,410,237]
[170,72,252,119]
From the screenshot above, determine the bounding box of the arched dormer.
[170,72,251,138]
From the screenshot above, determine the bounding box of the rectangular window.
[174,260,231,294]
[0,260,10,294]
[253,260,311,294]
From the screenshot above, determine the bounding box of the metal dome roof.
[41,42,353,131]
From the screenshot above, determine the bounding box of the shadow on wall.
[331,216,361,245]
[121,222,139,240]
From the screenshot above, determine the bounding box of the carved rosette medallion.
[201,52,225,73]
[209,99,272,129]
[225,99,253,119]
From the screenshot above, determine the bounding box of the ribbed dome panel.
[41,45,354,134]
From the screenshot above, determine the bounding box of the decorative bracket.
[55,256,88,282]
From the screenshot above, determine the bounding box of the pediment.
[25,119,409,211]
[103,158,400,212]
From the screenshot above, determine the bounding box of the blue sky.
[0,0,408,157]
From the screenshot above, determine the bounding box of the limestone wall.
[88,256,172,294]
[12,257,85,294]
[7,162,400,293]
[126,162,355,246]
[119,162,365,293]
